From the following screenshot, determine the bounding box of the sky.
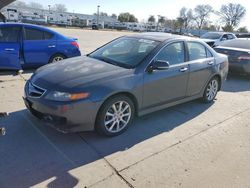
[25,0,250,29]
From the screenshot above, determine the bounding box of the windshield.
[89,37,160,68]
[201,33,222,40]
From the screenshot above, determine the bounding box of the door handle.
[207,60,214,65]
[4,48,15,51]
[48,45,56,48]
[179,67,188,72]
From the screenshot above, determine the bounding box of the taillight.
[238,55,250,60]
[71,41,79,49]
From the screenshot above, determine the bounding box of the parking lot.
[1,28,250,188]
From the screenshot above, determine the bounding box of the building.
[0,5,117,27]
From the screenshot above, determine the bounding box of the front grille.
[28,82,46,98]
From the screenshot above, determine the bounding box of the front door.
[143,41,189,109]
[0,26,21,70]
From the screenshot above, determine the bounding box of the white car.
[200,32,236,47]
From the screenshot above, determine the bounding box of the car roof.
[0,22,58,34]
[127,32,191,42]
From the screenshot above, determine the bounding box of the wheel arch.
[48,53,67,63]
[95,91,139,124]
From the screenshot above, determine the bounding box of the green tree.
[148,15,156,23]
[111,14,117,19]
[118,13,138,22]
[158,16,165,24]
[237,26,248,33]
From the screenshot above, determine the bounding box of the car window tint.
[25,28,44,40]
[227,34,234,40]
[0,26,20,43]
[187,42,207,61]
[44,31,54,40]
[155,42,185,65]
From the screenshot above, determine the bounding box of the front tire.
[95,96,135,136]
[202,77,219,103]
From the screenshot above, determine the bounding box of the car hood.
[31,56,131,91]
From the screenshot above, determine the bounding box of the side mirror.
[148,60,170,72]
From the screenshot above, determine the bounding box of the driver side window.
[155,42,185,65]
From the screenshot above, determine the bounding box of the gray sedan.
[23,33,228,136]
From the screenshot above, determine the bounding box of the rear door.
[23,26,56,67]
[186,41,215,96]
[0,26,21,70]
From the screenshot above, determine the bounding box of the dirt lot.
[1,29,250,188]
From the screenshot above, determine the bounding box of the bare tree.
[29,2,43,9]
[9,0,27,7]
[219,3,246,28]
[52,4,67,12]
[179,7,193,29]
[100,12,108,17]
[193,4,213,29]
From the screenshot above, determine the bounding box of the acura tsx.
[23,33,228,136]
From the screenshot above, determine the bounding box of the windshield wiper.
[92,56,119,66]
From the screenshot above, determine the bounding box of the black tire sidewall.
[95,95,135,136]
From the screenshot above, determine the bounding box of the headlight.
[45,91,90,101]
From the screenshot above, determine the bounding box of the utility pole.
[97,5,100,28]
[48,5,51,12]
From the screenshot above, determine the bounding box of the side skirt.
[138,93,203,117]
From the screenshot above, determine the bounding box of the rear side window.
[187,42,207,61]
[0,26,20,43]
[44,31,54,40]
[24,28,54,40]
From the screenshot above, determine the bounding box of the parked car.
[0,23,81,70]
[214,39,250,75]
[23,33,228,136]
[235,33,250,39]
[200,32,236,47]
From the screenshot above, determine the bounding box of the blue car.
[0,23,81,70]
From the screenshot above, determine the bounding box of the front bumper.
[23,91,102,133]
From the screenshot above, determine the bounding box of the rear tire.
[95,95,135,137]
[49,54,65,63]
[202,77,219,103]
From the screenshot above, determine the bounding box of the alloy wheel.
[206,79,218,101]
[52,56,64,62]
[104,101,131,133]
